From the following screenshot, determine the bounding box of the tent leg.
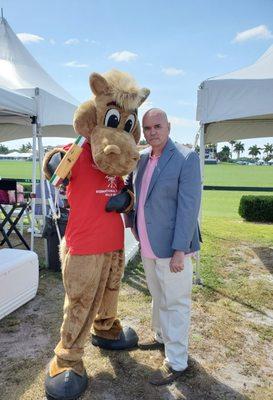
[37,133,49,268]
[194,123,205,286]
[30,119,37,251]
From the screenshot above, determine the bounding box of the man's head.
[142,108,170,154]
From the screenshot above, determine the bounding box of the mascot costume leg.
[43,70,149,400]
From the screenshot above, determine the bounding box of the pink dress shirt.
[137,154,159,259]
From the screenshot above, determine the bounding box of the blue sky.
[2,0,273,156]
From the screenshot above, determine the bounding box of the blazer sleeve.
[172,151,201,252]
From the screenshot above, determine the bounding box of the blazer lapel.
[146,139,175,201]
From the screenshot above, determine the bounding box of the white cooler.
[0,249,39,320]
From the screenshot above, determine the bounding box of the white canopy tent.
[196,43,273,173]
[0,15,139,263]
[194,45,273,284]
[0,15,78,251]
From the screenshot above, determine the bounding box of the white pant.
[142,256,193,371]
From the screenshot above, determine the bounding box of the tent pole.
[30,117,37,251]
[194,122,205,285]
[199,122,205,218]
[37,132,48,267]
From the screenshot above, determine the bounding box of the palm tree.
[263,143,273,161]
[229,140,236,159]
[248,145,261,159]
[217,145,231,162]
[19,142,32,153]
[234,141,245,159]
[0,144,9,154]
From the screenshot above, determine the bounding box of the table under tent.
[197,43,273,171]
[0,15,139,264]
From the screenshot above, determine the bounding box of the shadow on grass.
[123,253,150,296]
[90,349,250,400]
[253,246,273,274]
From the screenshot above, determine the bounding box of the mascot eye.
[104,109,120,128]
[124,114,136,133]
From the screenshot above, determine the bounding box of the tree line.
[0,142,32,154]
[216,141,273,162]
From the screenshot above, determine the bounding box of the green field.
[0,160,40,179]
[1,160,272,219]
[205,162,273,187]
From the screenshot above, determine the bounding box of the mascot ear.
[137,88,150,107]
[90,73,109,96]
[132,120,141,144]
[73,100,97,138]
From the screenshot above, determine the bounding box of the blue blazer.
[125,138,202,258]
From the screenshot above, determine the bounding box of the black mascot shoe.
[91,326,138,350]
[45,369,88,400]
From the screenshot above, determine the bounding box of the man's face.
[142,112,170,149]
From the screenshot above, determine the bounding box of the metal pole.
[194,122,205,285]
[30,118,37,251]
[199,122,205,223]
[37,133,48,267]
[35,87,49,267]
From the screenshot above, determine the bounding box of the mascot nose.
[104,145,121,155]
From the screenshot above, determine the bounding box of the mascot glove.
[43,149,70,185]
[105,187,134,214]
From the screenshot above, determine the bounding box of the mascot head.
[73,69,150,176]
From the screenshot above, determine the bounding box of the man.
[126,108,201,386]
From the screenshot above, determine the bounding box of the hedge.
[239,195,273,222]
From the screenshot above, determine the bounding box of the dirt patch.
[0,241,273,399]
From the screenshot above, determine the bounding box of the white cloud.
[108,50,138,62]
[84,38,100,45]
[233,25,273,43]
[169,116,198,129]
[64,61,88,68]
[217,53,227,59]
[64,38,80,45]
[162,67,185,76]
[17,33,44,43]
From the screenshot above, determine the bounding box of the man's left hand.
[170,251,185,273]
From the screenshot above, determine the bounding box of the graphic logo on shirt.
[95,175,118,197]
[105,175,117,190]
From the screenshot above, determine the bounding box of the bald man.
[125,108,201,385]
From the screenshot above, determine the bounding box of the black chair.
[0,178,30,249]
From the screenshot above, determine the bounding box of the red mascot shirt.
[64,142,124,255]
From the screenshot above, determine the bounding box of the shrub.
[239,195,273,222]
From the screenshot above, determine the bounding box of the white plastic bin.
[0,249,39,320]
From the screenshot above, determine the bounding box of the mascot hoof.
[45,369,88,400]
[92,326,138,350]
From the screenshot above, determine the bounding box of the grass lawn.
[0,160,273,399]
[205,162,273,187]
[0,160,40,179]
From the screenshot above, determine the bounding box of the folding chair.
[0,178,30,250]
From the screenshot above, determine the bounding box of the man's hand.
[170,251,185,273]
